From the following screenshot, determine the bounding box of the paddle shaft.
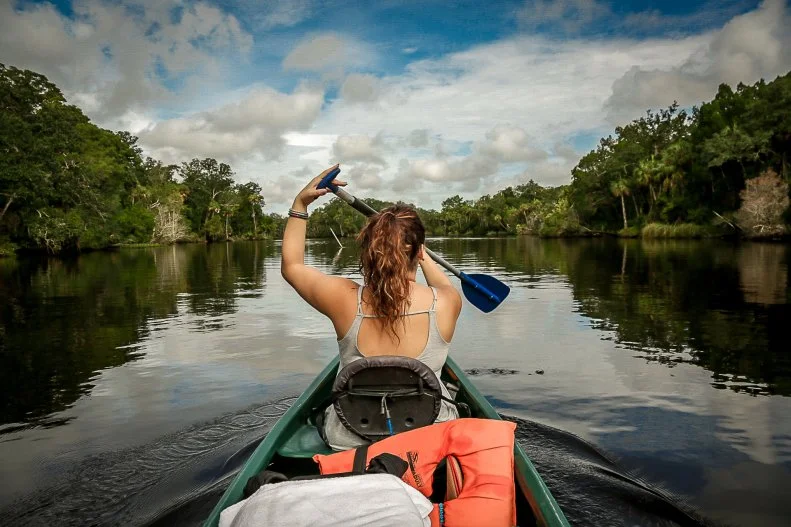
[331,187,462,278]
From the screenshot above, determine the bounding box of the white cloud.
[478,125,548,163]
[340,73,382,103]
[332,134,387,165]
[0,1,252,125]
[406,129,430,148]
[553,142,581,162]
[346,164,384,190]
[400,150,500,192]
[282,32,375,72]
[605,0,791,123]
[255,0,314,30]
[307,33,707,204]
[260,167,314,205]
[284,132,337,149]
[406,159,453,183]
[138,85,324,162]
[517,0,610,32]
[316,35,701,154]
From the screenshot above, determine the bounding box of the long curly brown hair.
[357,204,426,340]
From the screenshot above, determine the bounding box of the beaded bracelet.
[288,208,309,220]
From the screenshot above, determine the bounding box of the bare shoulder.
[325,277,361,337]
[434,284,462,319]
[431,284,461,342]
[328,276,360,302]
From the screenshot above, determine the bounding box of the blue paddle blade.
[459,272,510,313]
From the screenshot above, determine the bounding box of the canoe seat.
[277,422,333,458]
[333,356,443,441]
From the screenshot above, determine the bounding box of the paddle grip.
[316,167,342,192]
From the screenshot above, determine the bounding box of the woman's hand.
[418,244,428,264]
[292,164,347,210]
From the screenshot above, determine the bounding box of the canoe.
[204,356,570,526]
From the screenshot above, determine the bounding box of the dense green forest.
[1,63,790,255]
[0,64,279,255]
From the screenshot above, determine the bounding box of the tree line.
[2,64,790,255]
[0,64,279,254]
[303,72,791,240]
[568,74,790,238]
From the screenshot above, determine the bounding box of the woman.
[281,165,463,450]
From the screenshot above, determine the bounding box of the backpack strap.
[353,444,370,474]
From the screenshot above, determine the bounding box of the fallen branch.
[712,210,741,231]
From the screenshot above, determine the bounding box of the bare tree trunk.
[621,195,628,230]
[225,215,229,240]
[631,194,639,221]
[0,193,15,222]
[252,208,257,236]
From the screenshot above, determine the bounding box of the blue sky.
[3,0,789,208]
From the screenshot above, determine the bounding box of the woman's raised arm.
[281,165,350,318]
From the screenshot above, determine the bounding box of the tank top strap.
[356,285,364,316]
[430,286,438,311]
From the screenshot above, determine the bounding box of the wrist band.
[288,208,309,219]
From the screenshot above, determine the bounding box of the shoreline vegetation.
[1,64,790,257]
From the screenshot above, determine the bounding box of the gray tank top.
[323,284,459,451]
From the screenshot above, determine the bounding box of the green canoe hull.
[204,356,570,527]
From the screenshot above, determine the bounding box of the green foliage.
[641,223,710,239]
[113,205,155,243]
[618,226,641,238]
[568,74,791,236]
[0,65,275,253]
[203,215,226,242]
[0,236,16,257]
[26,208,87,253]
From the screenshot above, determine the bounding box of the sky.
[2,0,791,209]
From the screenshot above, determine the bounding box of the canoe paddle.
[317,167,510,313]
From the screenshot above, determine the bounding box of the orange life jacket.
[314,418,516,527]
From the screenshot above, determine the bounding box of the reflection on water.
[0,238,790,526]
[0,243,271,428]
[432,237,791,396]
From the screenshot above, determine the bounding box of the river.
[1,238,789,526]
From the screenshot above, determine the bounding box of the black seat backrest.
[333,356,442,441]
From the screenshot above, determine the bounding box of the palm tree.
[610,179,630,230]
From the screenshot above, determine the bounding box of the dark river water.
[1,238,789,526]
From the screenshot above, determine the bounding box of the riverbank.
[539,222,789,240]
[4,227,789,258]
[0,237,16,257]
[0,236,277,257]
